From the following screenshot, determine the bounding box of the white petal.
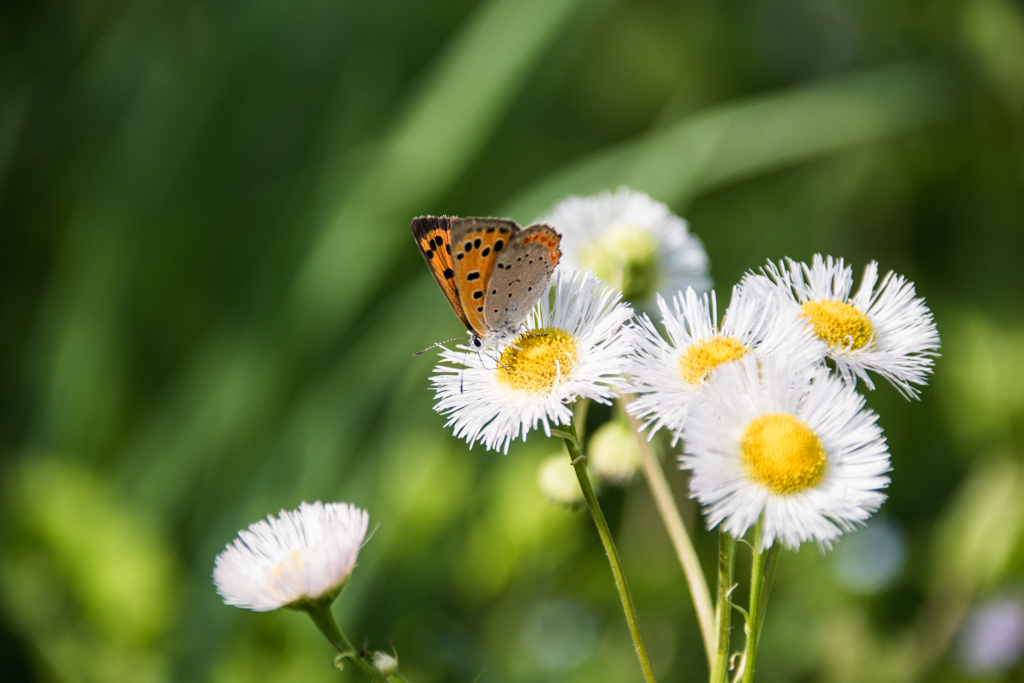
[430,270,634,453]
[680,355,891,550]
[213,502,369,611]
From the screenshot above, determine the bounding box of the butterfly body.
[412,216,561,349]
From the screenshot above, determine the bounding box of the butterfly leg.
[478,348,511,372]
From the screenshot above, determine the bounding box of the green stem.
[623,400,715,664]
[574,397,590,445]
[758,545,780,634]
[740,519,775,683]
[560,418,657,683]
[710,532,736,683]
[302,599,389,683]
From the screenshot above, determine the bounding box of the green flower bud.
[589,419,642,485]
[537,453,584,506]
[372,650,399,676]
[578,222,660,302]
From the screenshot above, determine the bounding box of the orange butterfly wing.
[450,218,519,338]
[411,216,472,332]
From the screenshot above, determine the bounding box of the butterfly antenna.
[413,336,465,356]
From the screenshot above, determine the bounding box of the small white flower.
[742,255,940,398]
[681,355,891,550]
[627,286,826,443]
[541,187,709,308]
[432,269,634,454]
[213,502,368,611]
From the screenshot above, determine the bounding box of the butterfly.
[412,216,562,349]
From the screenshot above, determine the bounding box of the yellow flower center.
[272,550,304,579]
[800,299,875,351]
[742,413,827,494]
[678,336,748,385]
[496,328,578,393]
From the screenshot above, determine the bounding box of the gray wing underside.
[482,232,556,333]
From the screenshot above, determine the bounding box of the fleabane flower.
[432,269,634,453]
[627,286,826,443]
[213,502,369,611]
[743,255,940,398]
[541,187,709,308]
[681,355,891,550]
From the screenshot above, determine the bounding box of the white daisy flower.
[742,255,940,398]
[432,269,634,454]
[541,187,709,308]
[213,502,369,611]
[681,355,891,550]
[627,286,826,443]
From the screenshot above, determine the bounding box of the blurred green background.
[3,0,1024,681]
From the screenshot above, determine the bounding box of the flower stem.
[302,599,389,683]
[740,519,777,683]
[560,418,657,683]
[758,544,780,635]
[623,399,715,664]
[711,532,736,683]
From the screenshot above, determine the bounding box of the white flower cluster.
[427,188,939,550]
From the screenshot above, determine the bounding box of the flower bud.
[588,420,642,485]
[537,453,583,506]
[372,650,399,676]
[579,222,660,302]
